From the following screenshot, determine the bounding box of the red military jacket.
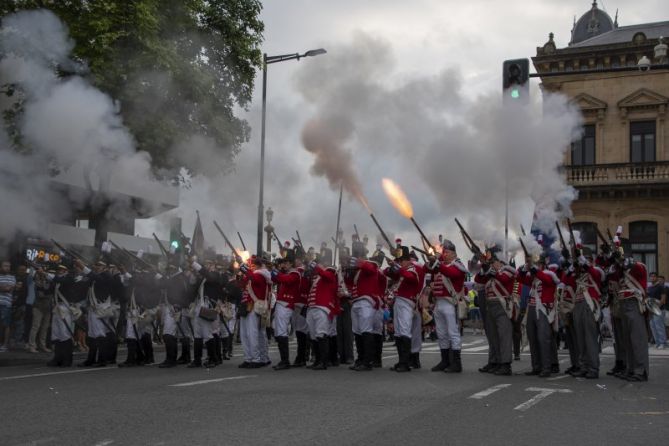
[560,271,576,302]
[295,267,311,306]
[574,265,605,302]
[351,259,381,304]
[385,264,421,302]
[275,269,301,309]
[614,261,648,300]
[474,265,515,299]
[430,258,467,301]
[241,268,271,305]
[307,265,338,316]
[517,267,559,306]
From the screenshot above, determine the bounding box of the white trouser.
[240,311,269,363]
[393,297,414,338]
[192,302,214,341]
[373,308,383,335]
[306,307,330,340]
[434,299,461,350]
[411,310,422,353]
[179,309,193,339]
[292,304,309,333]
[351,298,376,335]
[272,303,294,337]
[220,304,237,338]
[51,304,73,342]
[87,310,112,338]
[161,305,178,337]
[329,315,338,336]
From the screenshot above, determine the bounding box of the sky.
[136,0,666,257]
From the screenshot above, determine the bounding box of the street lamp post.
[256,48,327,256]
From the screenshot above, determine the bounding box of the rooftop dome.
[569,1,615,45]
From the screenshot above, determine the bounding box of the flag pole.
[333,183,344,266]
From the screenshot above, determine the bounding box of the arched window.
[629,221,657,274]
[572,222,598,254]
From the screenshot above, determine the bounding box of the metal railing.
[565,161,669,186]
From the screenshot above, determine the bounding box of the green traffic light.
[171,240,179,249]
[511,88,520,99]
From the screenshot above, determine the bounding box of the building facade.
[533,2,669,274]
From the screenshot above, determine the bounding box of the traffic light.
[169,217,182,255]
[503,58,530,104]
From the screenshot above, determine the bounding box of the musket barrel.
[369,213,394,251]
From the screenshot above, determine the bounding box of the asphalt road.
[1,336,668,446]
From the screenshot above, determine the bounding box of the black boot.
[203,339,217,368]
[351,334,363,369]
[373,333,383,368]
[293,332,307,367]
[106,332,117,364]
[494,363,512,376]
[214,334,223,365]
[118,340,138,367]
[328,336,339,367]
[444,349,462,373]
[479,363,499,373]
[47,341,63,367]
[159,335,178,368]
[177,339,191,364]
[307,340,320,369]
[353,332,374,371]
[79,337,97,367]
[141,333,154,364]
[188,338,203,367]
[312,337,329,370]
[409,352,421,369]
[61,339,73,367]
[431,349,451,372]
[391,337,411,372]
[273,337,291,370]
[607,360,625,376]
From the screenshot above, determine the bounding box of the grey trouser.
[620,299,649,376]
[612,315,626,363]
[526,305,552,372]
[485,300,512,364]
[563,312,580,368]
[573,301,600,373]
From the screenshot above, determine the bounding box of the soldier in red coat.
[238,256,272,369]
[348,253,383,371]
[291,254,312,367]
[613,254,649,381]
[571,253,606,379]
[409,251,427,370]
[384,246,421,373]
[517,255,559,377]
[272,249,301,370]
[427,240,468,374]
[474,247,516,376]
[305,260,338,370]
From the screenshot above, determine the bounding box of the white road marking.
[169,375,257,387]
[0,367,112,382]
[514,387,572,411]
[468,384,512,399]
[546,374,571,381]
[93,440,114,446]
[462,345,490,352]
[382,355,398,360]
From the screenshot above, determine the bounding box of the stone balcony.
[565,161,669,198]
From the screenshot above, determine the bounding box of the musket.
[272,231,284,248]
[555,221,568,255]
[454,218,483,258]
[51,239,94,266]
[213,220,242,260]
[353,224,360,239]
[567,218,579,259]
[152,233,170,258]
[108,240,158,272]
[411,245,430,256]
[594,225,611,253]
[520,224,527,236]
[295,230,304,248]
[518,237,531,264]
[237,232,247,251]
[368,213,394,252]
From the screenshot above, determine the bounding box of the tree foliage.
[1,0,264,171]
